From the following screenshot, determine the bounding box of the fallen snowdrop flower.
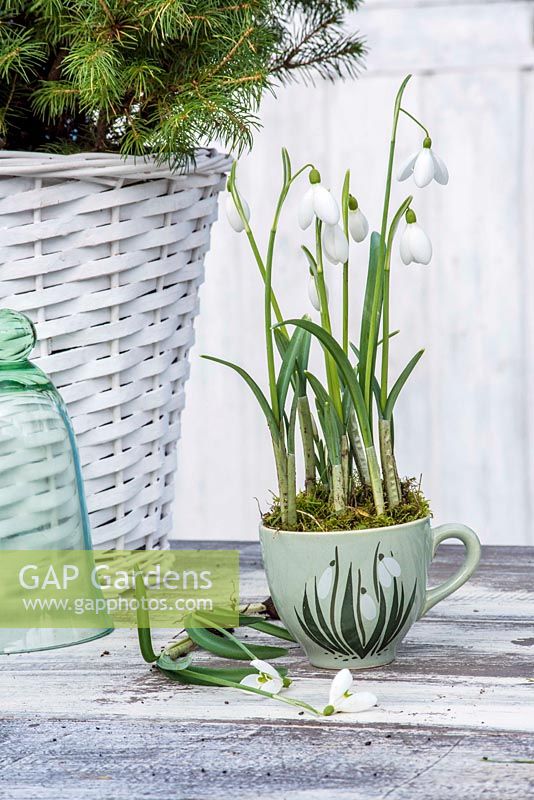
[323,668,378,715]
[323,670,378,716]
[399,209,432,265]
[397,137,449,188]
[299,168,340,230]
[240,659,285,694]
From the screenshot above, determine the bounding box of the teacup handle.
[421,523,481,617]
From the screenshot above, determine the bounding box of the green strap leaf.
[358,231,383,396]
[278,319,373,447]
[276,321,310,412]
[157,663,288,687]
[384,349,425,419]
[134,571,157,663]
[186,626,288,660]
[202,355,281,443]
[350,343,383,416]
[238,615,296,642]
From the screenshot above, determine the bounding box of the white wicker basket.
[0,148,232,550]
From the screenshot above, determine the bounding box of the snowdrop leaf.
[186,626,288,660]
[134,571,158,663]
[201,355,281,442]
[238,615,296,642]
[277,323,310,413]
[158,664,287,687]
[156,653,193,672]
[384,349,424,419]
[279,318,372,447]
[358,231,384,396]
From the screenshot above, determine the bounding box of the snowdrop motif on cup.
[400,208,432,265]
[298,168,340,230]
[377,553,402,588]
[347,196,369,243]
[397,136,449,188]
[323,669,378,716]
[225,190,250,233]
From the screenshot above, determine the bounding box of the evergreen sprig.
[0,1,365,165]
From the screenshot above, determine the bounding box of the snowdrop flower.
[323,669,378,716]
[225,191,250,233]
[377,553,402,588]
[240,659,284,694]
[322,224,349,265]
[360,587,377,620]
[397,137,449,188]
[400,209,432,266]
[348,196,369,243]
[299,168,340,230]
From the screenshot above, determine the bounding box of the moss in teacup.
[262,478,431,533]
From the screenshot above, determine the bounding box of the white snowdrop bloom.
[377,554,402,588]
[225,191,250,233]
[322,224,349,264]
[360,588,377,621]
[348,197,369,243]
[317,559,336,599]
[298,168,340,230]
[397,137,449,188]
[240,659,284,694]
[323,669,378,716]
[399,209,432,266]
[308,277,329,313]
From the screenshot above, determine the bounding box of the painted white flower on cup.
[400,209,432,266]
[322,224,349,264]
[225,191,250,233]
[240,659,284,694]
[360,587,377,620]
[348,196,369,243]
[397,137,449,188]
[299,168,340,230]
[323,669,378,716]
[377,553,402,588]
[317,558,336,599]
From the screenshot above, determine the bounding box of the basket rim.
[0,147,233,180]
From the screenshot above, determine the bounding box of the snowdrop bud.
[225,192,250,233]
[323,224,349,264]
[348,207,369,243]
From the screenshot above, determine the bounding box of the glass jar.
[0,309,112,652]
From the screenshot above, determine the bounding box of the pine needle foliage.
[0,0,365,165]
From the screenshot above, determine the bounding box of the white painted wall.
[173,0,534,545]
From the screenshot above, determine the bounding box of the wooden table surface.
[0,542,532,799]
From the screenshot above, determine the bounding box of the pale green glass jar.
[0,309,112,653]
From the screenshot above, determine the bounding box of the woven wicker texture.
[0,149,232,550]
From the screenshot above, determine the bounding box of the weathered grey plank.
[0,543,532,799]
[1,718,533,800]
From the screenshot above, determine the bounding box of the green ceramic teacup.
[259,517,481,669]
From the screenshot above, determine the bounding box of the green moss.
[262,478,431,532]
